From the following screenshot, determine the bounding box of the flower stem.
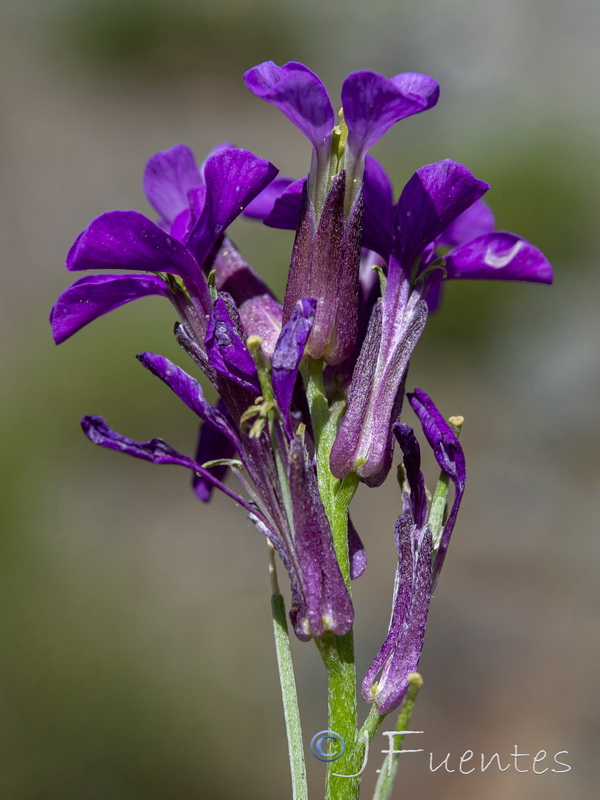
[372,673,423,800]
[268,545,308,800]
[315,632,361,800]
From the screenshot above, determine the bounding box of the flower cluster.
[51,61,551,713]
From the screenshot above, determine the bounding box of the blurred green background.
[1,0,599,798]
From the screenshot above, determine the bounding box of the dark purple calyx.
[283,173,362,365]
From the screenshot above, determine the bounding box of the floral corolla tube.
[52,58,552,800]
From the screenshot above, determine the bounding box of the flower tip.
[65,230,85,271]
[49,305,65,345]
[135,351,156,371]
[80,414,103,442]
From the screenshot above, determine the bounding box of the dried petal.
[362,515,432,714]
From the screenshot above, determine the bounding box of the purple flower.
[330,158,552,485]
[362,391,464,713]
[245,62,438,210]
[245,61,440,366]
[51,145,278,344]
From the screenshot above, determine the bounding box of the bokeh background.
[1,0,599,798]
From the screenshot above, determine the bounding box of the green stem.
[357,704,387,745]
[315,632,361,800]
[372,673,423,800]
[303,357,362,800]
[268,547,308,800]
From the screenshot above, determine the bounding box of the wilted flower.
[362,390,466,714]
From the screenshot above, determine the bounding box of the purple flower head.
[51,138,356,641]
[245,61,439,365]
[52,145,278,345]
[330,157,552,486]
[53,63,553,673]
[245,61,439,212]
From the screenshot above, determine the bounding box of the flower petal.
[408,389,466,585]
[342,71,439,159]
[395,160,489,267]
[244,61,334,150]
[67,210,199,279]
[143,144,201,226]
[271,297,316,437]
[362,156,395,258]
[444,232,553,284]
[393,423,427,529]
[191,417,237,503]
[50,273,169,344]
[81,415,255,513]
[263,178,305,229]
[186,148,278,266]
[438,199,495,248]
[243,177,298,225]
[408,389,465,487]
[204,295,260,392]
[136,351,240,449]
